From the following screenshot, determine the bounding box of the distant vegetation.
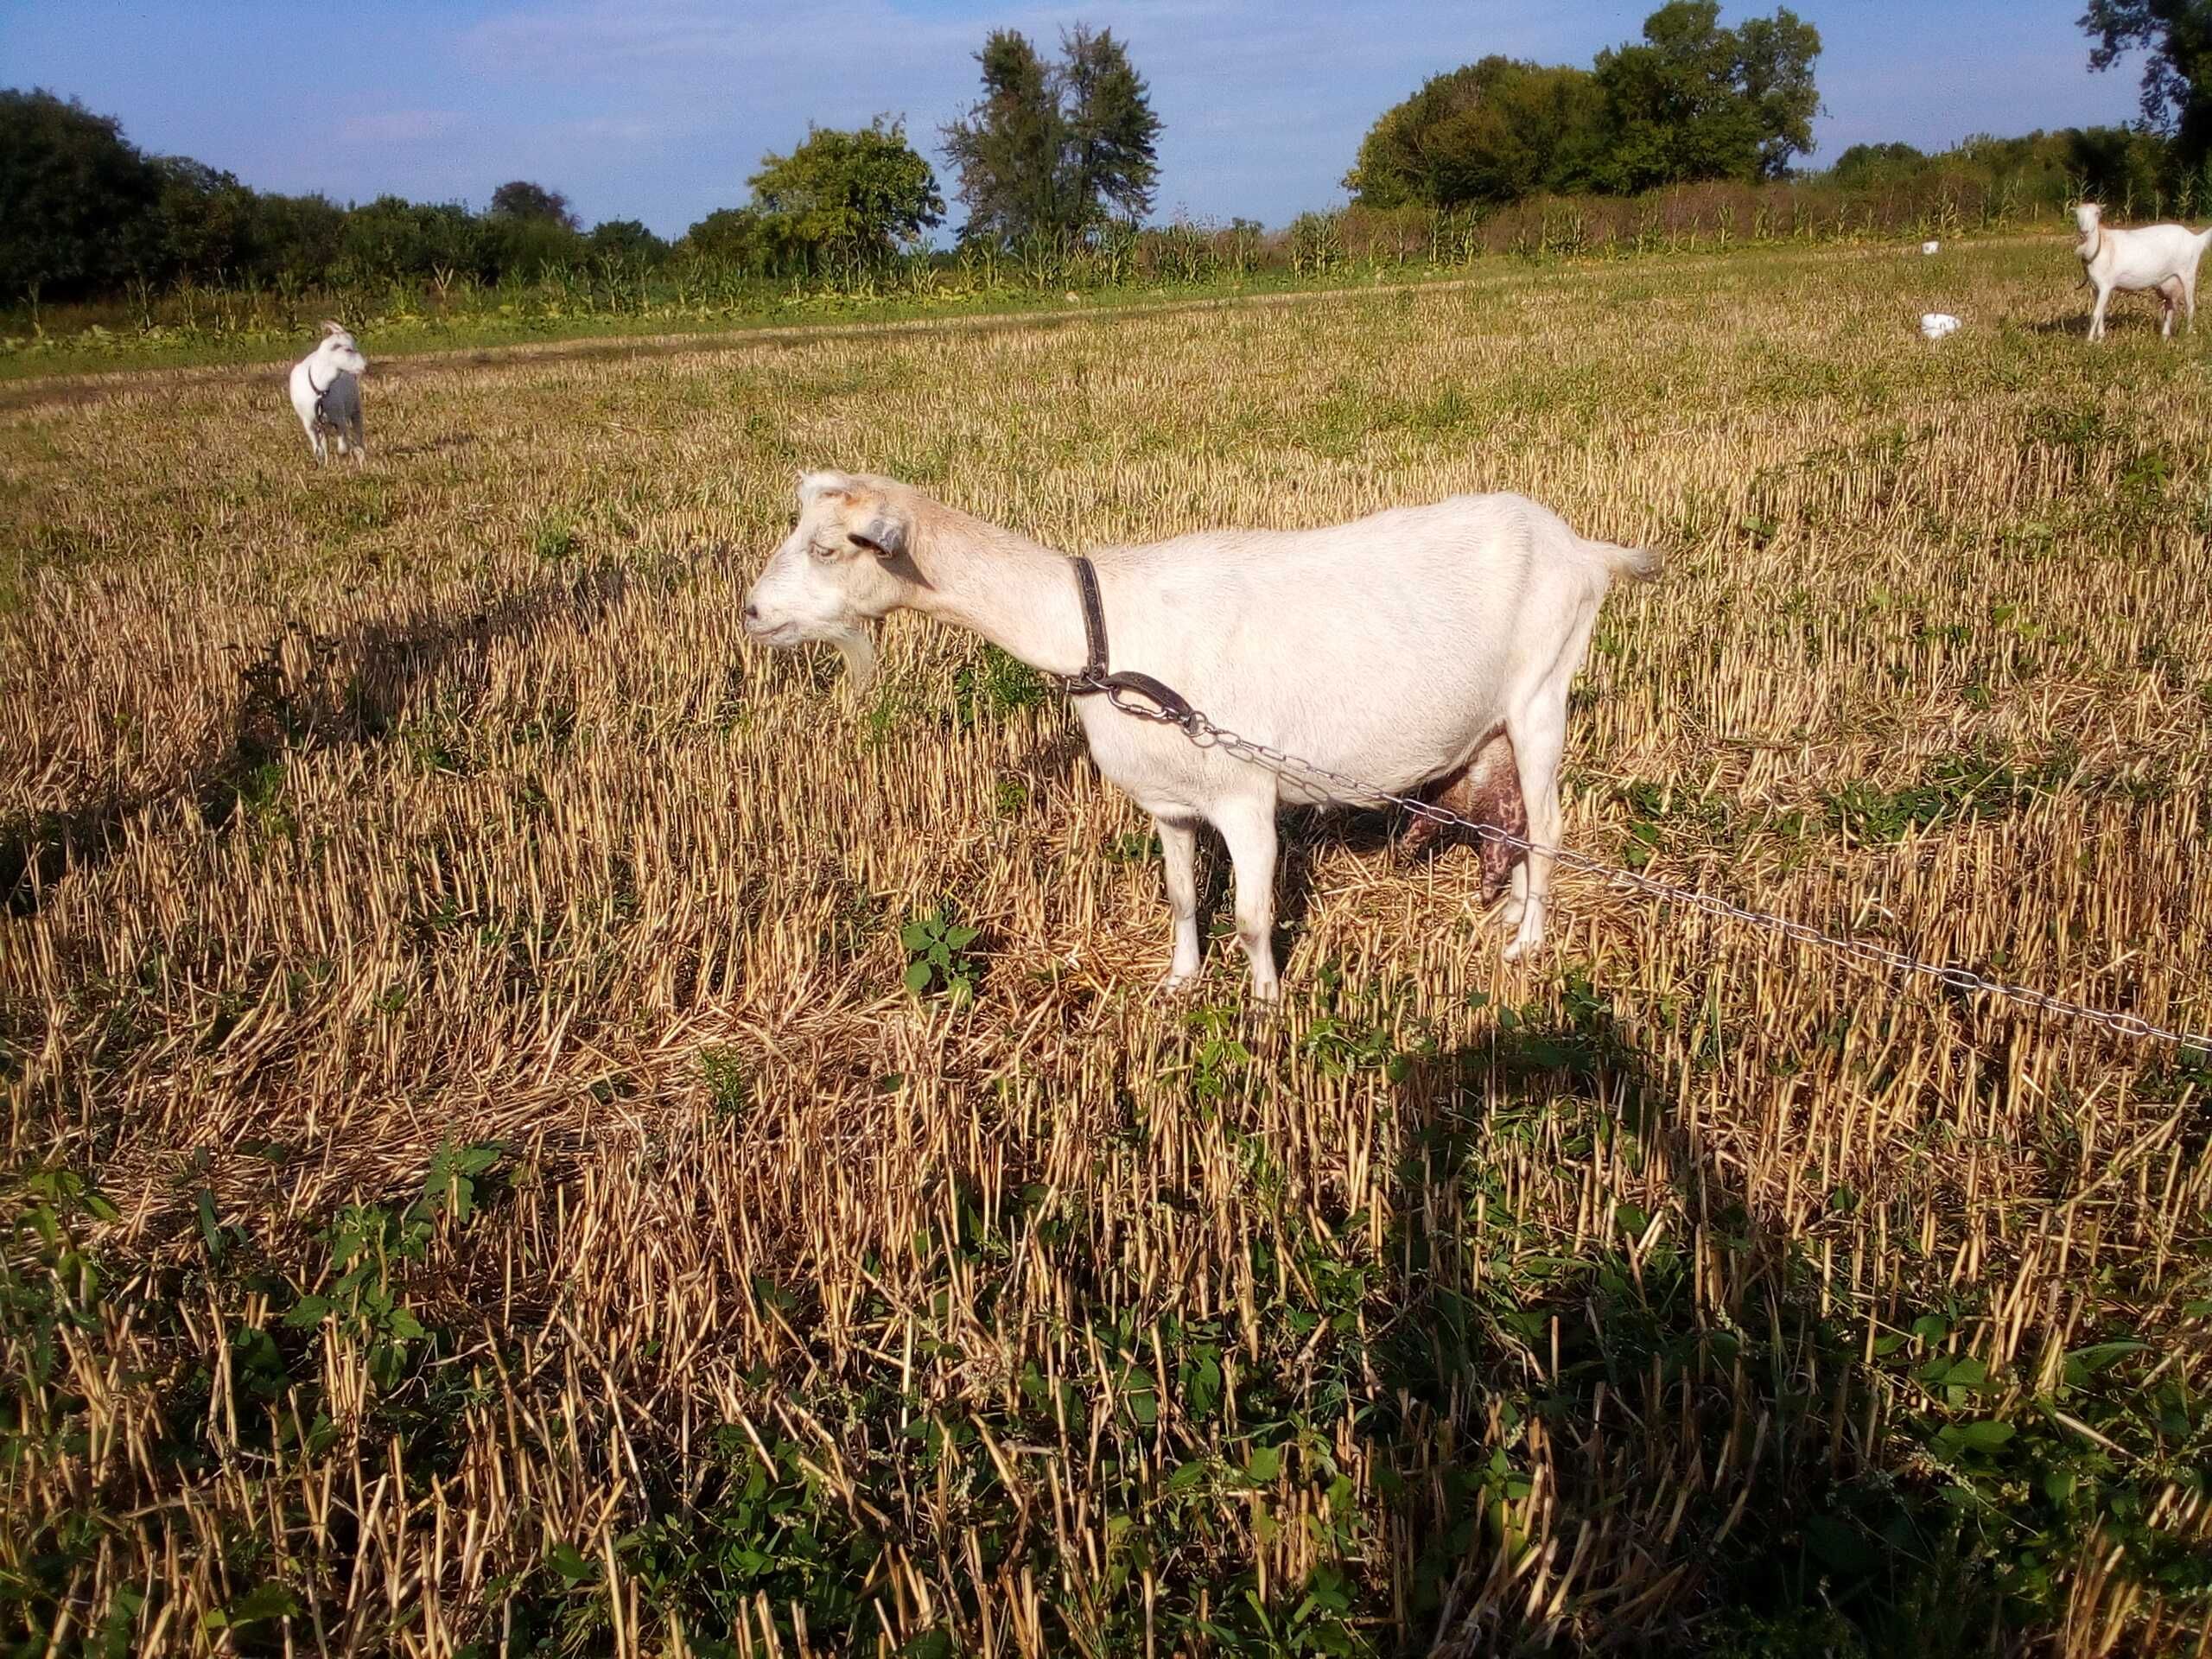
[1344,2,1823,208]
[2,2,2209,371]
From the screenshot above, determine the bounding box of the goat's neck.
[905,506,1092,678]
[2078,222,2101,264]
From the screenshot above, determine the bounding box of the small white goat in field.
[2075,202,2212,341]
[742,473,1656,999]
[289,322,367,462]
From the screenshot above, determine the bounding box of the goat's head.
[741,471,917,690]
[2075,201,2103,235]
[312,323,368,377]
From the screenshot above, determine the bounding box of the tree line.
[3,0,2208,308]
[0,23,1159,307]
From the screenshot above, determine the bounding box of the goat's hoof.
[1249,980,1283,1006]
[1157,971,1198,996]
[1501,928,1546,964]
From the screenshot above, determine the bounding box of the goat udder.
[1400,731,1528,903]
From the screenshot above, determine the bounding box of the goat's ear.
[320,320,345,336]
[798,469,852,505]
[849,512,906,560]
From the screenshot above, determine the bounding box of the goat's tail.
[1591,538,1662,583]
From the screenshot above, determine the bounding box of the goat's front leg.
[2089,283,2113,341]
[1155,814,1202,992]
[1214,798,1281,1001]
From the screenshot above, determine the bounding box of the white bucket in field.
[1920,312,1961,340]
[1922,239,1940,255]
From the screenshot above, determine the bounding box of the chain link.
[1071,672,2212,1055]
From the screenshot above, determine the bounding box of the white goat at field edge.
[741,473,1656,999]
[289,322,368,462]
[2075,202,2212,341]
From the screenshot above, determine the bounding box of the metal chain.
[1076,675,2212,1055]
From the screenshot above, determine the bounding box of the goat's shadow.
[3,561,639,917]
[1370,985,2013,1652]
[2018,309,2189,338]
[378,432,479,460]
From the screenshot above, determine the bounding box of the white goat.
[741,473,1656,999]
[2075,202,2212,341]
[289,322,368,462]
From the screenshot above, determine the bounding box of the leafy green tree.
[2080,0,2212,168]
[1592,2,1822,190]
[480,181,583,276]
[488,180,579,229]
[1828,141,1928,186]
[1345,57,1607,207]
[156,156,259,279]
[1735,9,1827,176]
[2058,123,2177,202]
[586,219,670,265]
[337,195,485,284]
[746,118,944,270]
[247,192,347,287]
[942,25,1160,244]
[0,88,167,302]
[678,207,783,275]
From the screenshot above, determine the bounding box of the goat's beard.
[830,623,878,694]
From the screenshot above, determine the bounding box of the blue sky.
[1,1,2145,238]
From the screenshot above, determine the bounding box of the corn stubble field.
[3,238,2210,1656]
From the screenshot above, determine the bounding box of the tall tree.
[2080,0,2212,168]
[0,89,167,302]
[1058,25,1162,227]
[941,25,1161,245]
[1734,8,1825,178]
[747,118,944,269]
[488,181,579,229]
[1592,1,1822,191]
[942,30,1065,244]
[1345,57,1606,207]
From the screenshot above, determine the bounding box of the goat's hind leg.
[1501,694,1567,963]
[1214,796,1282,1001]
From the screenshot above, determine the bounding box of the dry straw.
[3,237,2209,1655]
